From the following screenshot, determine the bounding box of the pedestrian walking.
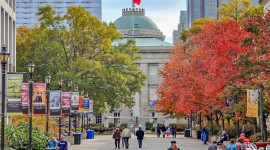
[161,124,166,138]
[112,128,121,149]
[166,127,171,138]
[156,124,161,138]
[121,125,131,149]
[136,127,144,148]
[174,125,177,138]
[167,140,180,150]
[235,138,246,150]
[170,126,175,138]
[208,140,217,150]
[226,139,237,150]
[201,125,209,144]
[57,137,68,150]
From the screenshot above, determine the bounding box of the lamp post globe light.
[45,73,51,132]
[58,77,63,141]
[0,46,9,150]
[28,60,35,150]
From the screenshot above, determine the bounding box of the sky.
[102,0,187,44]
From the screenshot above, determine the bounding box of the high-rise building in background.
[0,0,16,71]
[173,11,187,45]
[16,0,102,27]
[186,0,259,28]
[259,0,270,11]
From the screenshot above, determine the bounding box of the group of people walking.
[112,125,144,149]
[156,124,177,138]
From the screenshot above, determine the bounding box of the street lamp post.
[259,85,266,142]
[58,77,63,141]
[45,73,51,132]
[81,92,88,133]
[68,79,73,135]
[0,46,10,150]
[28,60,35,150]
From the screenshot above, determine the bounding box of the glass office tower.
[16,0,102,27]
[187,0,259,28]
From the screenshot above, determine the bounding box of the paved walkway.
[69,134,210,150]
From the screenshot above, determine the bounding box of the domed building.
[102,8,176,129]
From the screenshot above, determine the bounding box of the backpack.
[236,145,241,150]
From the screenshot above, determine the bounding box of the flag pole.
[132,0,134,38]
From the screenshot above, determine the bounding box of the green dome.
[114,15,158,29]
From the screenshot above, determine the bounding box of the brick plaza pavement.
[69,134,213,150]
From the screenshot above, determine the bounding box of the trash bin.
[196,131,201,139]
[86,130,94,139]
[184,129,190,137]
[73,132,82,144]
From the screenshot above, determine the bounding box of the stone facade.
[90,8,187,129]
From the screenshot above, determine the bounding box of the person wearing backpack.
[47,137,58,148]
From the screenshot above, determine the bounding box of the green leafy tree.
[16,5,146,111]
[218,0,263,22]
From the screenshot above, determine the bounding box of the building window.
[149,64,158,76]
[149,87,158,106]
[152,112,155,117]
[114,112,120,124]
[95,113,102,124]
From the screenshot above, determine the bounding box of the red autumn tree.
[157,20,251,117]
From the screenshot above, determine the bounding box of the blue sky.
[102,0,187,44]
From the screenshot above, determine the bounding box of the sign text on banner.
[246,89,259,118]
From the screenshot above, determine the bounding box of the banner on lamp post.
[71,92,79,111]
[246,89,259,118]
[89,99,94,113]
[22,83,29,115]
[84,98,90,113]
[49,90,61,116]
[33,83,46,115]
[62,92,71,114]
[79,95,84,113]
[7,73,23,114]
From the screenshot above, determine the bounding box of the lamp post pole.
[259,84,266,142]
[28,60,35,150]
[58,77,63,141]
[0,46,9,150]
[68,80,73,135]
[45,73,51,133]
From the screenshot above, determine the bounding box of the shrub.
[249,132,261,142]
[151,127,156,132]
[120,123,127,127]
[146,121,153,130]
[5,122,49,150]
[109,123,115,128]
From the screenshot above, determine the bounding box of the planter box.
[65,135,74,145]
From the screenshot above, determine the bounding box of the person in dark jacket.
[161,125,167,138]
[57,137,68,150]
[156,124,161,138]
[136,127,144,148]
[113,128,121,149]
